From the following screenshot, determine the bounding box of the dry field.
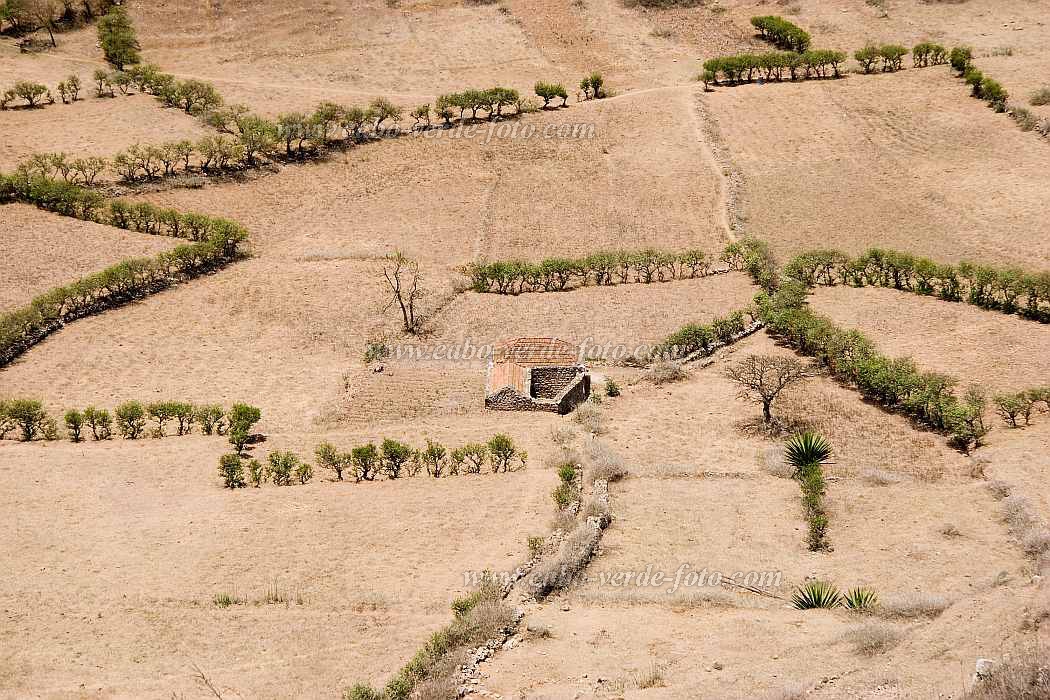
[0,203,178,311]
[810,285,1050,395]
[3,0,1050,698]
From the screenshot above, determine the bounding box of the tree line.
[784,248,1050,323]
[653,308,757,360]
[459,247,720,294]
[218,434,525,488]
[757,280,990,451]
[750,15,811,53]
[0,172,249,367]
[0,398,261,445]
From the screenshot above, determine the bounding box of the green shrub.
[315,441,349,480]
[604,378,621,397]
[980,77,1008,112]
[791,580,842,609]
[912,42,947,67]
[381,438,413,479]
[343,684,382,700]
[170,402,195,435]
[552,482,578,509]
[351,443,380,481]
[949,45,972,73]
[422,440,447,477]
[750,15,811,52]
[579,72,605,99]
[295,459,313,484]
[534,81,568,107]
[195,404,226,435]
[557,462,577,484]
[993,392,1034,427]
[247,458,264,487]
[227,403,261,452]
[83,406,113,440]
[878,44,908,72]
[844,587,879,611]
[98,5,140,69]
[7,399,47,441]
[1,81,49,109]
[487,433,517,473]
[115,401,146,439]
[267,450,301,486]
[458,443,488,474]
[218,453,246,488]
[64,409,84,442]
[147,401,175,437]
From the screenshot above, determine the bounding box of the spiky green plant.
[785,431,833,478]
[791,580,842,609]
[844,587,879,611]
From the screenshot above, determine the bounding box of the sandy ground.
[0,203,178,311]
[809,285,1050,395]
[3,0,1050,696]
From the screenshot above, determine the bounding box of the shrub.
[878,44,908,72]
[170,402,195,435]
[487,433,517,473]
[791,580,842,609]
[1031,87,1050,106]
[534,81,568,107]
[98,5,140,69]
[1,81,49,108]
[912,42,947,68]
[604,378,621,397]
[294,459,313,484]
[994,392,1035,427]
[315,442,349,480]
[980,77,1009,112]
[7,399,47,441]
[784,431,832,479]
[962,650,1050,700]
[949,45,972,73]
[351,443,380,481]
[422,440,447,477]
[458,443,488,474]
[64,409,84,442]
[267,450,301,486]
[147,401,174,437]
[647,359,689,385]
[573,402,604,434]
[579,72,605,99]
[844,587,879,611]
[115,401,146,439]
[552,482,578,509]
[750,15,811,52]
[381,438,413,478]
[227,403,261,451]
[246,458,264,487]
[841,622,901,656]
[218,453,246,488]
[195,404,225,435]
[83,406,113,440]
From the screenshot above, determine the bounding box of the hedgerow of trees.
[701,50,847,87]
[750,16,811,53]
[0,171,249,366]
[0,400,259,442]
[220,434,525,489]
[460,247,717,294]
[783,248,1050,323]
[653,308,757,360]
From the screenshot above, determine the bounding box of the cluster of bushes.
[653,308,755,360]
[219,434,525,489]
[0,173,248,367]
[854,44,908,73]
[993,389,1050,428]
[578,72,606,100]
[459,247,718,294]
[791,580,879,611]
[784,248,1050,322]
[911,42,948,68]
[701,50,847,86]
[0,80,52,108]
[962,65,1009,112]
[724,236,780,292]
[1007,105,1050,138]
[435,87,529,123]
[750,16,811,53]
[0,399,259,444]
[758,282,990,451]
[534,81,569,107]
[551,461,580,510]
[785,432,832,551]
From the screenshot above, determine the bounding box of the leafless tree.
[725,354,811,424]
[382,251,424,334]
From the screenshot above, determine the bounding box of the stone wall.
[485,368,590,414]
[530,366,581,399]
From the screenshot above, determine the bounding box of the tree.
[83,406,112,440]
[29,0,63,47]
[218,453,246,488]
[380,438,412,479]
[854,44,880,74]
[315,441,349,480]
[115,400,146,439]
[534,81,567,108]
[351,443,379,481]
[382,251,425,334]
[422,439,446,477]
[97,5,139,69]
[487,433,517,473]
[367,97,401,132]
[236,115,277,165]
[64,409,84,442]
[227,403,261,452]
[410,103,430,130]
[4,81,48,107]
[267,450,300,486]
[195,404,225,434]
[725,354,811,424]
[7,399,47,441]
[310,101,342,144]
[277,112,308,155]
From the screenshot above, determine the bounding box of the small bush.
[83,406,113,440]
[573,401,604,434]
[247,458,265,487]
[791,580,842,609]
[585,441,628,482]
[487,433,518,473]
[381,438,413,478]
[267,450,301,486]
[844,587,879,611]
[1029,88,1050,107]
[604,378,621,397]
[64,409,85,442]
[963,649,1050,700]
[841,622,902,656]
[195,404,226,435]
[115,401,146,439]
[949,46,972,73]
[6,399,48,441]
[351,443,380,480]
[315,442,349,480]
[218,453,246,488]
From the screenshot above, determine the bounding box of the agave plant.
[791,579,842,610]
[844,587,879,611]
[785,431,833,478]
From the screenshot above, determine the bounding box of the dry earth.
[2,0,1050,697]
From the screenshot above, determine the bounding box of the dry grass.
[646,359,690,385]
[963,649,1050,699]
[877,593,950,620]
[529,520,602,600]
[585,440,628,483]
[862,468,902,486]
[1030,88,1050,106]
[840,622,903,656]
[573,402,605,435]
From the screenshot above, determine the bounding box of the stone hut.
[485,337,590,413]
